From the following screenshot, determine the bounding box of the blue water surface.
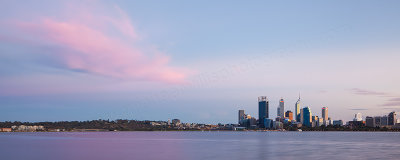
[0,131,399,160]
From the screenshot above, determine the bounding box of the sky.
[1,0,400,124]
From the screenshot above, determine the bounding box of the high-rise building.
[238,110,245,124]
[285,111,293,121]
[353,113,363,121]
[303,107,312,127]
[295,94,301,122]
[381,116,388,126]
[366,116,375,127]
[300,108,304,124]
[388,112,397,125]
[277,107,281,118]
[258,96,269,128]
[279,98,285,118]
[374,116,381,127]
[322,107,328,125]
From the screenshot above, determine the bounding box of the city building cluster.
[237,96,400,130]
[362,112,399,128]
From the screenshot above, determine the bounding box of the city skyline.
[238,95,399,130]
[238,95,398,125]
[1,0,400,124]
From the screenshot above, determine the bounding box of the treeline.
[0,119,170,131]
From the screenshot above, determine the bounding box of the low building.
[347,121,365,128]
[240,115,257,128]
[328,118,333,126]
[48,129,63,132]
[285,111,293,121]
[0,128,12,132]
[311,121,317,128]
[12,125,45,132]
[391,123,400,129]
[233,127,246,131]
[263,119,273,129]
[333,120,343,126]
[275,117,284,123]
[318,118,324,127]
[353,113,363,121]
[172,119,181,125]
[273,121,283,129]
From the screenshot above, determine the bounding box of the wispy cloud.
[381,96,400,107]
[349,88,388,96]
[348,88,400,108]
[382,101,400,107]
[387,97,400,101]
[318,90,328,94]
[349,108,368,111]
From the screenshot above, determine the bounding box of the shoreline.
[2,130,400,133]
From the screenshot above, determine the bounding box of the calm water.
[0,131,399,160]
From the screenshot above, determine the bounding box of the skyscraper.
[258,96,269,128]
[322,107,328,125]
[300,108,304,124]
[279,98,285,118]
[277,107,280,118]
[238,110,245,124]
[388,112,397,125]
[303,107,312,127]
[295,94,301,122]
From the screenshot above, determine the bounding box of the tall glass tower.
[279,98,285,118]
[388,112,396,125]
[322,107,328,125]
[238,110,245,124]
[295,95,301,122]
[258,96,269,128]
[303,107,312,127]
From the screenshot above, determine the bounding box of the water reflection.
[0,132,400,160]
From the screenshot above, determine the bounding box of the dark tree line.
[0,119,170,131]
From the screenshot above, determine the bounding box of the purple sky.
[1,0,400,123]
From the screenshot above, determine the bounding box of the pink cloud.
[6,4,189,84]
